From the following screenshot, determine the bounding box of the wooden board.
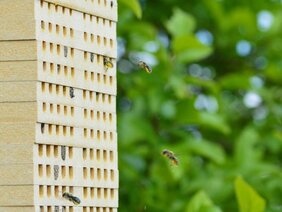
[0,144,33,164]
[0,81,37,102]
[0,123,35,145]
[0,102,36,123]
[0,61,37,81]
[0,0,35,40]
[0,41,37,61]
[0,186,34,206]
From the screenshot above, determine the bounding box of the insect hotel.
[0,0,118,211]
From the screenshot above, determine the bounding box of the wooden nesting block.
[0,186,34,206]
[43,0,118,22]
[36,185,118,207]
[0,0,35,40]
[36,123,117,150]
[35,144,118,169]
[0,207,35,212]
[0,163,118,189]
[0,123,35,145]
[0,0,117,41]
[0,81,37,102]
[0,144,33,163]
[0,41,37,61]
[0,61,37,82]
[37,2,117,38]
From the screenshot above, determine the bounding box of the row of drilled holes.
[82,207,115,212]
[83,187,115,200]
[41,60,114,85]
[83,168,115,182]
[83,109,113,122]
[40,0,115,11]
[83,90,113,104]
[41,22,114,48]
[83,128,114,141]
[39,206,115,212]
[40,205,73,212]
[41,43,116,74]
[42,102,74,117]
[39,185,115,200]
[38,164,73,179]
[41,1,115,28]
[83,148,114,162]
[42,62,75,78]
[39,185,73,198]
[41,45,114,67]
[40,123,74,136]
[38,144,73,159]
[41,82,114,104]
[84,69,114,85]
[42,102,114,124]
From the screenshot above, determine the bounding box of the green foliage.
[186,191,222,212]
[235,176,266,212]
[117,0,282,211]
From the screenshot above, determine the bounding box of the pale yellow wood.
[0,186,34,206]
[36,3,117,38]
[0,164,33,185]
[0,207,34,212]
[0,144,33,163]
[0,0,35,40]
[0,102,36,123]
[0,41,37,61]
[43,0,118,22]
[0,123,35,145]
[36,21,117,58]
[0,81,36,102]
[0,61,37,81]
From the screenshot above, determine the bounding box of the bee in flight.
[104,57,114,71]
[137,61,152,74]
[62,192,81,205]
[162,149,179,166]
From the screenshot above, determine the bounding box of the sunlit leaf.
[188,140,226,165]
[235,176,266,212]
[166,8,196,36]
[172,35,213,63]
[186,191,222,212]
[119,0,142,19]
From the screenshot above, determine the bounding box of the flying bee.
[104,57,114,71]
[162,149,179,166]
[137,61,152,74]
[62,192,81,205]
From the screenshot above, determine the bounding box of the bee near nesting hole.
[104,57,114,71]
[162,149,179,166]
[69,87,75,98]
[62,192,81,205]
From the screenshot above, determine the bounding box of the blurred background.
[116,0,282,211]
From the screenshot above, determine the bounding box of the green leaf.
[166,8,196,36]
[189,140,226,165]
[199,112,230,135]
[172,35,213,63]
[119,0,142,19]
[186,191,222,212]
[235,176,266,212]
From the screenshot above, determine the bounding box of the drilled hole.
[46,165,51,177]
[83,148,87,160]
[38,164,43,177]
[62,166,66,178]
[83,167,87,179]
[69,167,73,179]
